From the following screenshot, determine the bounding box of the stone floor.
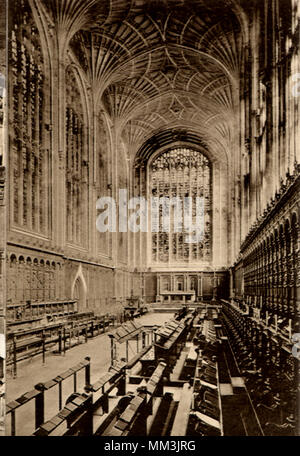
[5,312,174,436]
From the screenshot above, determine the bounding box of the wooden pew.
[105,362,167,436]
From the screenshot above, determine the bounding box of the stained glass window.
[10,1,49,235]
[150,148,211,264]
[65,68,88,247]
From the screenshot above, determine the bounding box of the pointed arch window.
[10,0,50,235]
[65,68,88,247]
[150,147,212,264]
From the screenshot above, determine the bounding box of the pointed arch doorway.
[71,266,87,311]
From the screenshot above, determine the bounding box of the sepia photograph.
[0,0,299,442]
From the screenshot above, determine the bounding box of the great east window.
[149,148,212,265]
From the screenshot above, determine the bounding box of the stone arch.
[10,254,17,263]
[71,265,87,311]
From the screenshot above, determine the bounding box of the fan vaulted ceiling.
[42,0,249,154]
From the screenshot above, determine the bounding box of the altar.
[154,271,229,303]
[158,290,196,303]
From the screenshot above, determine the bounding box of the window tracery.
[65,67,88,247]
[150,147,211,264]
[10,0,50,234]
